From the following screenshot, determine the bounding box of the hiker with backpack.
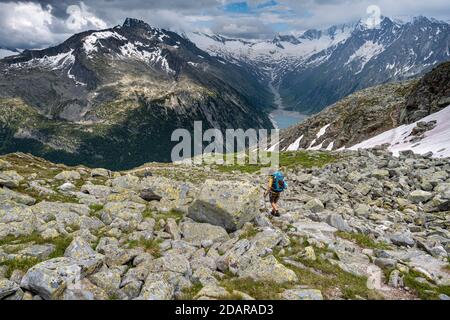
[264,170,287,217]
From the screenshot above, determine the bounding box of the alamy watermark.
[366,5,382,29]
[171,121,280,168]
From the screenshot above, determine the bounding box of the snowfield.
[350,105,450,158]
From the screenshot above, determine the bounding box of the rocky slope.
[0,149,449,300]
[278,61,450,154]
[191,16,450,114]
[0,18,273,170]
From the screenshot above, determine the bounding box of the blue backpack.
[272,171,287,192]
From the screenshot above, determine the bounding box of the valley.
[268,69,309,129]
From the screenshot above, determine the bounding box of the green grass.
[89,204,104,215]
[177,283,204,300]
[403,270,450,300]
[215,151,337,174]
[0,233,73,277]
[0,257,41,278]
[127,238,162,258]
[13,183,80,204]
[238,226,259,240]
[142,209,185,223]
[336,231,392,250]
[273,237,382,300]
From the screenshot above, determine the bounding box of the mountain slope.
[0,18,274,170]
[278,61,450,155]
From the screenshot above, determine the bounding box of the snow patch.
[307,124,331,150]
[118,43,174,74]
[326,141,335,151]
[349,105,450,158]
[9,50,75,71]
[346,41,385,73]
[286,135,303,151]
[83,31,126,54]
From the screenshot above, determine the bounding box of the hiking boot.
[271,210,280,217]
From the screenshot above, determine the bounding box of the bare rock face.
[401,61,450,124]
[187,179,260,232]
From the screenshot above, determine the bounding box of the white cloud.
[0,1,56,48]
[0,1,108,49]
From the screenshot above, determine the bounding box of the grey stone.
[0,171,24,188]
[281,288,323,300]
[409,190,433,203]
[54,170,81,181]
[0,279,20,299]
[326,214,352,232]
[390,234,415,247]
[305,198,324,213]
[181,222,229,246]
[187,179,259,232]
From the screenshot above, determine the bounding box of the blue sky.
[0,0,449,49]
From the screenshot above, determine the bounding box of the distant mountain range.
[189,16,450,114]
[0,18,272,170]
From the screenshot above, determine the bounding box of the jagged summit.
[122,17,152,29]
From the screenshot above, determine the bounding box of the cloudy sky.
[0,0,449,49]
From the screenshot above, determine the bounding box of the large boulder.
[181,222,229,246]
[0,201,36,239]
[409,190,433,203]
[187,180,259,232]
[281,288,323,300]
[0,279,20,299]
[54,170,81,181]
[0,187,35,205]
[20,258,82,300]
[304,198,324,213]
[326,214,352,232]
[80,184,112,198]
[111,175,140,191]
[0,171,24,188]
[91,168,110,178]
[238,255,298,284]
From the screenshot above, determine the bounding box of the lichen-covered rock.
[88,268,122,296]
[19,244,55,260]
[139,273,175,300]
[0,187,35,205]
[188,179,259,232]
[0,171,24,188]
[281,288,323,300]
[0,279,20,299]
[181,222,229,245]
[91,168,110,178]
[326,214,352,232]
[20,257,82,300]
[238,255,298,284]
[111,175,140,191]
[305,198,324,213]
[80,184,112,198]
[54,170,81,181]
[409,190,433,203]
[165,218,181,240]
[0,201,36,239]
[62,278,109,300]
